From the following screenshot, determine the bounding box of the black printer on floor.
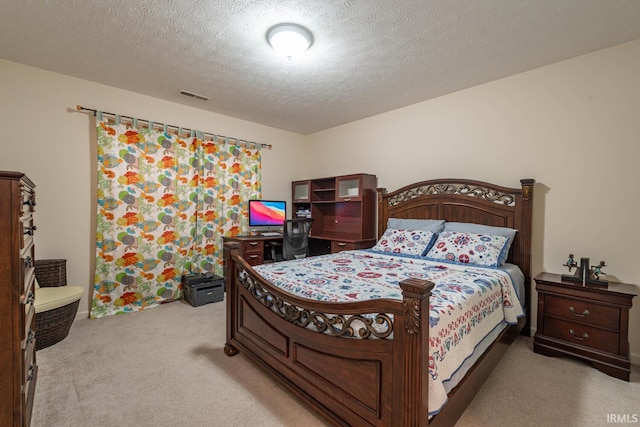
[181,273,224,307]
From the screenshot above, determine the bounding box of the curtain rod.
[76,105,272,150]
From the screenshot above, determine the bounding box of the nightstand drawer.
[544,295,619,330]
[241,240,264,254]
[243,252,263,266]
[331,241,355,253]
[543,317,619,354]
[330,239,376,253]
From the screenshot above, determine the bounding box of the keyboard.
[261,232,282,237]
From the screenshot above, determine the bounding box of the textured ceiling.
[2,0,640,134]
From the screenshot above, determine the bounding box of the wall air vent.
[179,90,210,101]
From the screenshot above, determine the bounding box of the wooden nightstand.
[533,272,636,381]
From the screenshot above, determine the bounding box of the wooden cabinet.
[336,175,363,200]
[292,180,310,203]
[0,171,37,426]
[292,173,377,254]
[330,240,376,253]
[238,239,264,266]
[223,235,275,266]
[533,272,636,381]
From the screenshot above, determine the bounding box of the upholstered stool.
[34,259,84,350]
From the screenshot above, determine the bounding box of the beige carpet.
[32,299,638,427]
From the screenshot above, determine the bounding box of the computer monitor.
[248,200,286,232]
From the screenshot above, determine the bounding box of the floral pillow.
[371,228,436,256]
[424,231,509,267]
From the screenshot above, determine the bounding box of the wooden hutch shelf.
[292,173,377,254]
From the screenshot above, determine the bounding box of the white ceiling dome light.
[266,23,313,60]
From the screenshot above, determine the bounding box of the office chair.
[271,218,314,261]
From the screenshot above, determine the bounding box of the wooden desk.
[223,234,377,266]
[223,234,282,266]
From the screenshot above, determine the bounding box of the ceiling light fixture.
[266,23,313,60]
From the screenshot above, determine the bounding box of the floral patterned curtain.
[91,119,261,318]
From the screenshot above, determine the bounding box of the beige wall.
[0,58,307,321]
[307,39,640,362]
[2,38,639,363]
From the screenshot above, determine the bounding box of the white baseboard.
[75,309,90,321]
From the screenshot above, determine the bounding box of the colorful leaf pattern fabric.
[91,120,260,318]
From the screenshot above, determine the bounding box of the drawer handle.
[568,329,589,341]
[27,364,36,381]
[249,242,258,246]
[569,306,590,317]
[337,242,346,247]
[24,225,37,235]
[248,255,258,259]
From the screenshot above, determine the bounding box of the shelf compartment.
[292,180,311,202]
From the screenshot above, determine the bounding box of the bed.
[223,178,535,426]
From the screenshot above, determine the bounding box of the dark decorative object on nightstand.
[561,254,608,287]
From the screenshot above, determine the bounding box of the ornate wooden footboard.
[224,178,535,426]
[225,249,434,426]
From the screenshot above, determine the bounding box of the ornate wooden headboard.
[377,178,534,278]
[377,178,535,334]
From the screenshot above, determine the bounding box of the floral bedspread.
[253,250,523,416]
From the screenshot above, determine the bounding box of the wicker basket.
[34,259,80,350]
[34,258,67,287]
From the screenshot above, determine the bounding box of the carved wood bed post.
[377,187,387,239]
[396,278,434,427]
[516,178,534,280]
[224,241,240,357]
[516,178,535,336]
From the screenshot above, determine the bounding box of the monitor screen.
[248,200,286,227]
